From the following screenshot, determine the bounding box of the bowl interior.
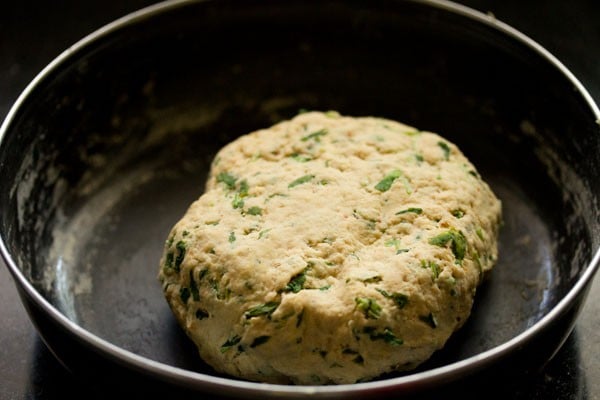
[1,0,599,383]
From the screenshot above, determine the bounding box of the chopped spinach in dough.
[158,111,502,384]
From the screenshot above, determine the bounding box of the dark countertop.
[1,1,598,398]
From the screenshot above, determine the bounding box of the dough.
[158,111,501,384]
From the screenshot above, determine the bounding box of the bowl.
[1,0,599,398]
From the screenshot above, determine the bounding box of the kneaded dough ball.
[158,111,501,385]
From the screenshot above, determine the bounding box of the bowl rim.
[1,0,599,397]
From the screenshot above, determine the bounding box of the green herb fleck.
[385,238,408,254]
[267,192,288,201]
[216,172,237,190]
[290,153,312,162]
[164,252,174,271]
[419,313,438,328]
[180,287,190,303]
[288,174,315,188]
[362,275,382,284]
[220,335,242,353]
[382,329,403,346]
[174,241,186,271]
[301,128,328,142]
[319,285,331,291]
[429,229,467,262]
[245,302,280,319]
[258,229,272,239]
[438,141,451,160]
[368,327,403,346]
[232,193,245,209]
[209,277,218,294]
[355,297,382,319]
[250,335,271,348]
[421,260,441,280]
[451,209,465,218]
[374,169,402,192]
[476,227,484,240]
[238,179,249,196]
[385,238,401,248]
[431,262,440,279]
[231,179,249,209]
[400,175,413,194]
[228,231,236,243]
[284,269,307,293]
[199,268,209,280]
[247,206,263,216]
[376,288,409,309]
[396,207,423,215]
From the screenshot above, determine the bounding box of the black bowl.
[1,0,599,398]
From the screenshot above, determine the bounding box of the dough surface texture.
[158,111,501,384]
